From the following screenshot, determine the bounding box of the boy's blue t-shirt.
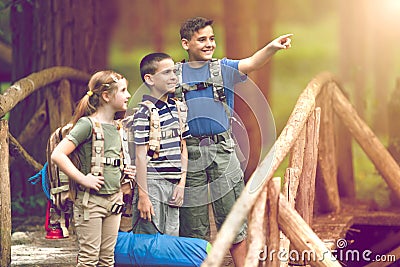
[181,58,243,136]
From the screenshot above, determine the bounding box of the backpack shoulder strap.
[170,98,186,141]
[208,58,226,103]
[174,62,184,100]
[87,117,104,176]
[139,100,161,159]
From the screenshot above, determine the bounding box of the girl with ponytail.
[51,70,135,267]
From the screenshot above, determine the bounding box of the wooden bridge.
[1,69,400,266]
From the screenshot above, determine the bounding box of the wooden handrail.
[0,66,89,117]
[0,67,90,266]
[202,72,335,266]
[202,71,400,266]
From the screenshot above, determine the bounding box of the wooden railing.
[0,67,89,267]
[202,72,400,267]
[1,70,400,267]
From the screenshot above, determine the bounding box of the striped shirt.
[133,95,190,179]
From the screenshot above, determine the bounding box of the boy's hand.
[124,165,136,179]
[271,33,293,50]
[138,195,155,221]
[169,185,185,207]
[82,173,104,191]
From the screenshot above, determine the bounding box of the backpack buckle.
[111,203,125,214]
[104,158,121,166]
[113,159,121,166]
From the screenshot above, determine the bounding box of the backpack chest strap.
[175,59,226,103]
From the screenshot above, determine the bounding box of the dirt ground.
[11,213,234,267]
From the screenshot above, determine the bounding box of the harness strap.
[174,59,231,128]
[50,184,69,195]
[160,128,180,139]
[59,212,69,238]
[140,100,161,159]
[171,98,186,151]
[174,62,184,100]
[89,118,104,176]
[208,58,225,102]
[174,59,226,103]
[78,191,125,221]
[132,216,164,234]
[101,157,124,166]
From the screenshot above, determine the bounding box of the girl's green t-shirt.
[66,117,122,194]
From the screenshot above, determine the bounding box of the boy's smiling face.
[182,25,216,62]
[145,58,177,97]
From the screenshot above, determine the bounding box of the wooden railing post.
[296,108,321,224]
[280,168,300,267]
[0,119,11,267]
[245,185,268,267]
[266,177,281,267]
[316,84,340,213]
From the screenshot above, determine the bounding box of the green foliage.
[0,0,34,13]
[270,12,390,208]
[353,142,391,208]
[271,15,339,133]
[12,192,47,217]
[0,0,12,10]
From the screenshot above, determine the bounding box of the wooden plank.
[312,214,354,246]
[352,211,400,226]
[0,120,11,267]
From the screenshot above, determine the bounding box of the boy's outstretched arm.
[238,33,293,75]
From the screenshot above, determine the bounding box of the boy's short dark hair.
[140,52,172,82]
[180,17,213,41]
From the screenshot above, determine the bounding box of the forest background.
[1,0,400,222]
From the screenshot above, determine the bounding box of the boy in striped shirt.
[132,53,190,236]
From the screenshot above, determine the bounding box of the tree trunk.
[9,0,117,202]
[339,0,367,119]
[223,0,274,181]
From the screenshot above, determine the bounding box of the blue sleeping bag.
[115,231,211,267]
